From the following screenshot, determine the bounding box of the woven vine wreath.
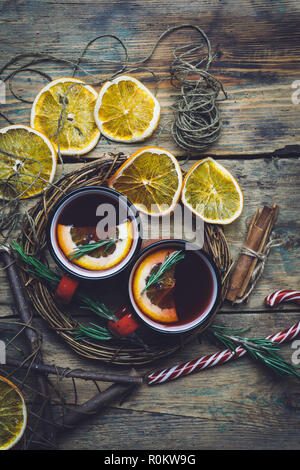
[19,154,231,366]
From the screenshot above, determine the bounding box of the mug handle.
[108,305,140,337]
[55,274,79,304]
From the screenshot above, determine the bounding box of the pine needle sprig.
[141,250,185,295]
[11,242,149,347]
[69,238,119,260]
[78,296,117,321]
[11,240,60,284]
[11,241,114,341]
[73,322,113,341]
[210,325,300,380]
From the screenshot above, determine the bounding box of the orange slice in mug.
[132,248,179,323]
[57,221,133,271]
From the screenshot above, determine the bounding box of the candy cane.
[146,320,300,386]
[265,290,300,307]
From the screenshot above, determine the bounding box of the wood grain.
[0,158,298,314]
[48,311,300,450]
[57,406,300,450]
[2,313,300,449]
[1,0,300,451]
[0,0,300,156]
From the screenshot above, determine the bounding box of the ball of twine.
[168,27,227,151]
[18,155,231,366]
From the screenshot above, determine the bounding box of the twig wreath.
[17,155,231,365]
[0,25,230,365]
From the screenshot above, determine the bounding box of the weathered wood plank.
[0,158,298,314]
[1,0,300,450]
[3,312,300,407]
[2,313,300,449]
[0,0,300,156]
[57,406,300,450]
[40,312,300,412]
[42,310,300,450]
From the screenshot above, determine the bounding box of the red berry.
[108,307,139,337]
[55,275,79,304]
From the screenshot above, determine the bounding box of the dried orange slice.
[94,75,160,142]
[57,221,133,270]
[0,125,56,199]
[31,77,100,156]
[182,157,244,224]
[108,147,182,216]
[0,376,27,450]
[133,248,178,323]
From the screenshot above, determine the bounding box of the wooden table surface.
[1,0,300,450]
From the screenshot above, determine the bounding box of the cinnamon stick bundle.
[226,203,279,303]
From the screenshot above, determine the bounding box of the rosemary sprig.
[69,238,119,260]
[141,250,185,295]
[11,242,145,346]
[11,240,60,284]
[210,325,300,380]
[11,241,113,341]
[79,296,117,321]
[73,322,113,341]
[11,241,148,349]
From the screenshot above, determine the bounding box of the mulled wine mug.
[109,239,222,337]
[46,186,142,304]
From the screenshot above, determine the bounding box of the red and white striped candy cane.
[146,321,300,385]
[265,290,300,307]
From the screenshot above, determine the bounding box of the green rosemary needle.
[73,322,113,341]
[11,242,147,346]
[69,238,119,260]
[141,250,185,295]
[209,325,300,380]
[11,240,60,284]
[11,241,114,340]
[79,296,117,321]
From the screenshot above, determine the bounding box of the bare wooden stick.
[5,357,144,385]
[0,247,142,444]
[0,246,57,449]
[56,381,137,430]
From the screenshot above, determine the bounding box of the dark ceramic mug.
[46,186,142,304]
[108,239,222,337]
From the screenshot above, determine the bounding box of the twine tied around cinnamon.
[232,233,287,304]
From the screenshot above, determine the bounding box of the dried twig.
[0,246,57,449]
[5,357,143,386]
[56,376,139,430]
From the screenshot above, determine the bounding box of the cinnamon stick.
[226,204,279,302]
[240,203,279,299]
